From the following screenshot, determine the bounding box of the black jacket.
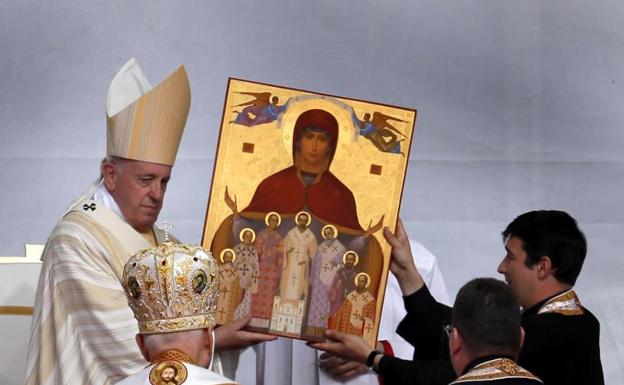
[377,287,604,385]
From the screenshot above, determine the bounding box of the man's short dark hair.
[502,210,586,286]
[452,278,521,357]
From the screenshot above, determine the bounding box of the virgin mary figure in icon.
[211,108,384,336]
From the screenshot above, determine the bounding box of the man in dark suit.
[444,277,541,384]
[311,211,604,385]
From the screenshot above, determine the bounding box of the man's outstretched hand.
[308,329,371,364]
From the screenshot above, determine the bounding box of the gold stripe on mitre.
[106,60,190,166]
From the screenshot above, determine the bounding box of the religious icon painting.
[149,360,188,385]
[201,78,416,347]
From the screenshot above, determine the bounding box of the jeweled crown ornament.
[122,242,219,334]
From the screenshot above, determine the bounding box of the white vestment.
[230,240,450,385]
[25,182,169,385]
[280,226,317,300]
[115,362,237,385]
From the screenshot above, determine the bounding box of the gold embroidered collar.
[451,358,542,383]
[152,349,195,365]
[537,289,584,316]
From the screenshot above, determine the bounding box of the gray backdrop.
[1,1,623,383]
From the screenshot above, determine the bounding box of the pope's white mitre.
[122,242,219,334]
[106,58,190,166]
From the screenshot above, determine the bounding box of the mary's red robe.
[241,165,363,232]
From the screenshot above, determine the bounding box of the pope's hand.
[383,218,424,296]
[214,315,276,351]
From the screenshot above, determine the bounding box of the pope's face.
[497,236,538,309]
[223,250,233,263]
[345,253,356,266]
[105,159,171,233]
[268,215,279,229]
[300,130,330,166]
[323,227,335,239]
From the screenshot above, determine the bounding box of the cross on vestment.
[330,244,339,252]
[290,274,299,285]
[83,202,96,211]
[353,309,362,319]
[322,263,332,273]
[252,271,260,284]
[239,264,251,275]
[218,308,226,318]
[221,287,229,299]
[365,322,374,333]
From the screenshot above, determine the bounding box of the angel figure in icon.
[230,91,289,127]
[352,110,407,155]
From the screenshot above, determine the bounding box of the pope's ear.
[102,160,117,191]
[135,334,150,362]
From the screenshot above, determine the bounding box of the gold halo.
[321,224,338,240]
[264,211,282,227]
[219,248,236,263]
[342,250,359,266]
[295,210,312,226]
[239,227,256,243]
[354,272,371,288]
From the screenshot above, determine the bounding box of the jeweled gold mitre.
[106,57,190,166]
[122,242,219,334]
